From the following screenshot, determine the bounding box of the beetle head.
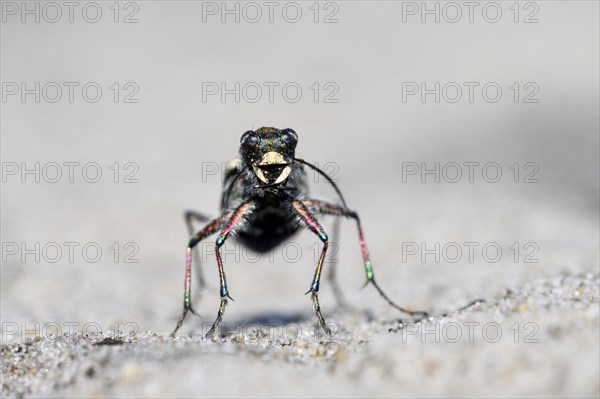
[239,127,298,186]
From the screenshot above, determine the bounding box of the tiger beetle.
[170,127,429,338]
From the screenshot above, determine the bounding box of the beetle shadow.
[197,312,312,338]
[224,311,309,331]
[185,312,312,339]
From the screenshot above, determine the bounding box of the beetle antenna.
[221,166,248,208]
[295,158,348,208]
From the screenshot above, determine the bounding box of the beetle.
[170,127,428,338]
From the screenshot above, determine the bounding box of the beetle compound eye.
[240,131,259,150]
[281,128,298,150]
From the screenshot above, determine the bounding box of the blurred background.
[1,1,598,396]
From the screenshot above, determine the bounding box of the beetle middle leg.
[184,211,211,291]
[300,199,429,321]
[327,217,354,311]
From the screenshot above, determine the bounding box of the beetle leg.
[300,199,429,320]
[326,216,354,311]
[184,211,211,291]
[292,200,332,335]
[206,201,255,338]
[171,211,232,338]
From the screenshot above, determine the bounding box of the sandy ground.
[2,273,599,398]
[1,1,599,398]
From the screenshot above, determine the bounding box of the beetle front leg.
[326,217,353,311]
[206,201,255,338]
[171,213,231,338]
[292,200,332,335]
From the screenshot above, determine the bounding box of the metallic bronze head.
[239,127,298,186]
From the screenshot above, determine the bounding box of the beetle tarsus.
[206,298,228,338]
[311,292,331,336]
